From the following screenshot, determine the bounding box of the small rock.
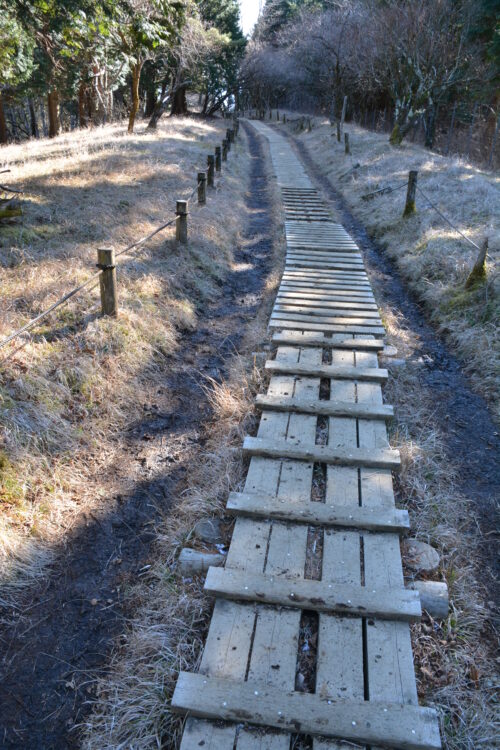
[403,540,440,573]
[193,518,224,545]
[386,358,406,368]
[90,598,98,606]
[382,345,398,357]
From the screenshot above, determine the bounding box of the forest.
[0,2,499,750]
[1,0,498,165]
[0,0,245,141]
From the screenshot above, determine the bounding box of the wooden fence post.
[97,246,118,316]
[198,172,206,204]
[336,121,341,142]
[222,139,228,161]
[344,132,350,155]
[403,171,418,217]
[207,155,215,187]
[215,146,221,172]
[226,129,232,150]
[176,200,188,243]
[465,238,488,289]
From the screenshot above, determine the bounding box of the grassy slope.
[0,115,249,589]
[282,117,499,417]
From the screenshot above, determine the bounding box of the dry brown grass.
[80,140,284,748]
[278,115,500,417]
[0,115,250,592]
[380,306,499,750]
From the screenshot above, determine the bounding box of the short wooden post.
[344,132,350,155]
[197,172,206,204]
[465,237,488,289]
[176,200,188,243]
[283,114,286,123]
[403,171,418,217]
[97,247,118,316]
[222,139,228,161]
[336,121,341,142]
[215,146,221,172]
[207,155,215,187]
[226,129,232,150]
[277,110,280,121]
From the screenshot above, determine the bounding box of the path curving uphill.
[171,123,442,749]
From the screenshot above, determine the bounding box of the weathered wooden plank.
[276,296,378,311]
[180,719,237,750]
[274,303,381,318]
[265,360,388,381]
[227,491,409,533]
[271,332,384,349]
[277,289,376,301]
[172,673,441,750]
[270,314,385,332]
[243,436,400,470]
[204,567,421,621]
[255,394,393,419]
[269,318,386,336]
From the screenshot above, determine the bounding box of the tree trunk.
[0,91,8,144]
[47,90,60,138]
[145,87,156,118]
[170,85,188,116]
[78,84,88,128]
[147,80,168,130]
[127,61,142,134]
[28,98,39,137]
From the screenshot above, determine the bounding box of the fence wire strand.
[415,185,482,252]
[0,177,205,352]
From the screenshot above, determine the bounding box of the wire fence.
[0,120,240,355]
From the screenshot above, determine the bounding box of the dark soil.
[282,127,500,603]
[0,124,275,750]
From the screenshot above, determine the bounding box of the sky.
[239,0,262,36]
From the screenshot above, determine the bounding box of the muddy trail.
[0,124,275,750]
[279,126,499,602]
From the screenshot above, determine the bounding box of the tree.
[0,9,35,143]
[112,0,185,133]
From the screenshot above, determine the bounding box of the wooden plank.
[237,730,289,750]
[227,491,409,533]
[172,673,441,750]
[255,393,393,419]
[265,360,388,381]
[270,313,385,330]
[243,436,400,470]
[277,289,376,301]
[271,332,384,349]
[274,303,381,318]
[204,567,421,621]
[269,318,386,336]
[276,297,378,311]
[180,719,237,750]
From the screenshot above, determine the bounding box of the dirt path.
[0,125,275,750]
[284,129,499,601]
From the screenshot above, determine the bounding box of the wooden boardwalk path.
[172,122,441,750]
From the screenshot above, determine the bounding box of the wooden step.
[204,567,421,621]
[265,360,388,381]
[243,436,400,470]
[271,332,384,349]
[269,318,386,335]
[227,491,409,533]
[255,394,393,419]
[172,673,441,750]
